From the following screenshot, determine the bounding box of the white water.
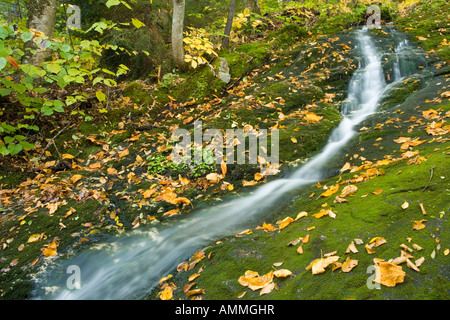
[36,28,415,300]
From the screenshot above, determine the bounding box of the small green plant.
[160,73,179,88]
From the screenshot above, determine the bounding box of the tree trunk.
[244,0,261,15]
[24,0,57,66]
[172,0,185,69]
[222,0,236,49]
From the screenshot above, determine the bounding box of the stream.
[33,26,426,300]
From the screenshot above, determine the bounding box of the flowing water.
[33,27,425,300]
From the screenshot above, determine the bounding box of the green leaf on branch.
[96,91,107,102]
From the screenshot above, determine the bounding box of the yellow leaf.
[320,184,339,197]
[70,174,83,184]
[41,240,58,257]
[412,219,427,230]
[295,211,308,220]
[341,257,358,272]
[369,237,387,247]
[312,208,334,219]
[27,233,43,243]
[143,189,156,199]
[206,173,222,184]
[365,244,376,254]
[277,216,294,230]
[61,153,74,160]
[340,185,357,197]
[274,269,293,278]
[107,167,118,175]
[345,241,358,253]
[118,148,129,158]
[158,274,173,285]
[159,287,173,300]
[186,288,205,297]
[306,256,339,275]
[238,270,274,291]
[401,201,409,209]
[291,137,297,143]
[302,234,310,244]
[304,112,323,123]
[340,162,351,172]
[374,262,405,287]
[189,273,201,282]
[259,282,276,296]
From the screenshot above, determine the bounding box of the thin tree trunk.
[23,0,57,66]
[223,0,236,49]
[172,0,185,69]
[244,0,261,15]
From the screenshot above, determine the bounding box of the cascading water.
[34,27,423,300]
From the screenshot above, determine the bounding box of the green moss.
[395,0,450,62]
[122,81,154,106]
[267,24,308,49]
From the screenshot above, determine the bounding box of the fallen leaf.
[10,258,19,267]
[70,174,83,184]
[27,233,44,243]
[274,269,293,278]
[302,234,310,244]
[320,184,339,198]
[341,257,358,272]
[306,256,340,275]
[419,203,427,215]
[374,262,406,287]
[238,270,274,291]
[143,189,156,199]
[188,273,201,282]
[372,189,383,195]
[277,216,294,230]
[158,274,173,285]
[401,201,409,209]
[369,237,387,247]
[159,287,173,300]
[340,185,357,197]
[365,244,376,255]
[415,257,425,267]
[295,211,308,220]
[340,162,351,172]
[41,240,58,257]
[412,219,427,230]
[345,241,358,253]
[259,282,276,296]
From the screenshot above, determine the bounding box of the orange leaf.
[159,287,173,300]
[277,216,294,230]
[7,56,20,70]
[320,184,339,197]
[374,262,405,287]
[41,240,58,257]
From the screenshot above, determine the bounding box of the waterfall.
[34,27,418,300]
